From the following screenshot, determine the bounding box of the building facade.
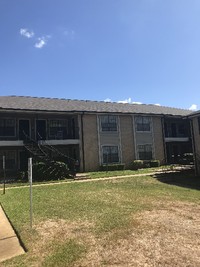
[0,96,193,175]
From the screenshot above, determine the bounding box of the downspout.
[189,118,197,176]
[81,112,85,172]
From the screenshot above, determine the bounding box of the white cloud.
[189,104,198,111]
[34,36,51,49]
[35,38,46,48]
[20,28,34,38]
[104,97,142,104]
[118,97,132,104]
[154,103,161,106]
[132,101,142,105]
[104,98,112,102]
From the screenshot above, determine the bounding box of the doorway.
[19,120,30,140]
[36,120,46,140]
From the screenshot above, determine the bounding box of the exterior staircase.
[23,133,77,179]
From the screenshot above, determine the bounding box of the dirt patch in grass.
[95,201,200,267]
[9,203,199,267]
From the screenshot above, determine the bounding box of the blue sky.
[0,0,200,110]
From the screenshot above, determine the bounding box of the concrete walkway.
[0,205,25,263]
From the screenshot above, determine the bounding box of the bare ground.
[32,201,200,267]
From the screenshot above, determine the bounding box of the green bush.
[150,160,160,167]
[100,164,125,171]
[131,160,144,170]
[33,161,70,181]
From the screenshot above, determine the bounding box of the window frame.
[48,119,68,139]
[135,116,151,132]
[0,118,16,137]
[102,145,120,164]
[100,115,118,132]
[137,144,153,160]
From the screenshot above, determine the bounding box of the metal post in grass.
[106,152,109,173]
[28,157,33,228]
[3,155,6,194]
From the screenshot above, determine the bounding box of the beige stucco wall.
[82,114,99,172]
[152,116,165,164]
[120,115,135,167]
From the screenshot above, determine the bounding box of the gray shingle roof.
[0,95,192,116]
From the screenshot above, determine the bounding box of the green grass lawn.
[0,170,199,266]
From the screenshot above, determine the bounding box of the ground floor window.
[102,146,119,164]
[138,144,153,160]
[0,151,16,170]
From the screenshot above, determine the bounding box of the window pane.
[0,119,15,136]
[135,116,151,132]
[102,146,119,164]
[101,116,117,131]
[138,144,152,160]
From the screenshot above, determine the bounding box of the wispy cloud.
[20,28,34,38]
[189,104,198,111]
[63,29,75,39]
[20,28,51,49]
[104,97,142,104]
[34,36,51,49]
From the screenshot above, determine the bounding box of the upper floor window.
[0,119,15,137]
[102,146,119,164]
[49,119,67,139]
[100,115,118,132]
[135,116,151,132]
[138,144,153,160]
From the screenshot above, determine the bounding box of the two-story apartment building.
[0,96,192,175]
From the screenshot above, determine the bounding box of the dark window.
[49,120,67,139]
[178,124,186,137]
[138,144,153,160]
[0,151,16,170]
[135,116,151,132]
[102,146,119,164]
[0,119,15,137]
[101,116,117,131]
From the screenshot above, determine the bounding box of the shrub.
[33,161,70,181]
[150,160,160,167]
[131,160,144,170]
[100,164,125,171]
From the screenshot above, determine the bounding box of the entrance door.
[36,120,46,140]
[19,120,30,140]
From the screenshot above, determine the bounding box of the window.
[102,146,119,164]
[138,144,153,160]
[100,115,117,131]
[178,124,186,137]
[49,120,67,139]
[0,119,15,137]
[135,116,151,132]
[0,151,16,170]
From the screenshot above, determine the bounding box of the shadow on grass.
[152,169,200,190]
